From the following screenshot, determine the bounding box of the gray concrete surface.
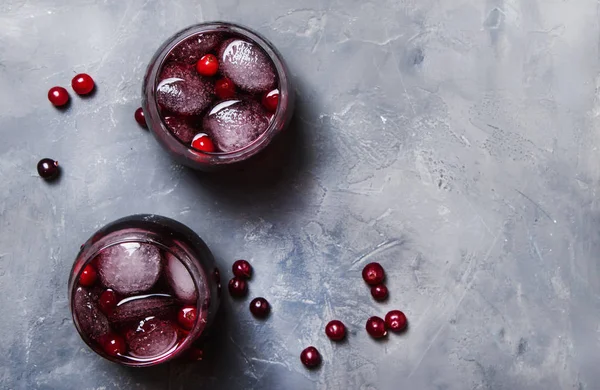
[1,0,599,389]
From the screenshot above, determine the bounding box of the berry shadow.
[185,95,317,215]
[54,99,72,112]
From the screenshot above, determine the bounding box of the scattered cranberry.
[262,89,279,112]
[300,346,321,368]
[215,77,236,99]
[37,158,60,180]
[98,289,118,314]
[102,334,126,356]
[191,133,215,153]
[134,107,146,128]
[366,316,387,338]
[177,306,197,330]
[48,86,69,107]
[385,310,407,332]
[362,262,385,285]
[79,264,97,286]
[325,320,346,341]
[71,73,95,95]
[249,297,270,318]
[370,284,389,301]
[232,259,252,279]
[228,277,248,297]
[196,54,219,76]
[186,346,204,361]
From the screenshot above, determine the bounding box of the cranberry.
[48,86,69,107]
[98,289,118,314]
[370,284,389,301]
[325,320,346,341]
[134,107,146,128]
[366,316,387,338]
[177,306,197,330]
[300,346,321,368]
[37,158,59,180]
[385,310,407,332]
[262,89,279,112]
[79,264,97,286]
[102,334,126,356]
[71,73,95,95]
[215,77,236,99]
[232,259,252,279]
[249,297,270,318]
[362,262,385,285]
[228,277,248,297]
[186,346,204,361]
[191,133,215,153]
[196,54,219,76]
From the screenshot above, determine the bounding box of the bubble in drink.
[218,39,276,93]
[127,318,178,358]
[156,63,214,116]
[168,32,223,64]
[164,116,199,144]
[109,295,175,324]
[97,243,162,295]
[74,287,110,341]
[165,253,198,303]
[203,99,270,152]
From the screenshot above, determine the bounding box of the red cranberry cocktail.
[142,22,294,170]
[68,215,220,366]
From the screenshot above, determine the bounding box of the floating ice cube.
[218,39,276,93]
[169,32,224,64]
[97,243,162,295]
[203,99,270,152]
[73,287,110,341]
[127,318,178,358]
[164,116,200,144]
[109,295,175,324]
[164,253,198,303]
[157,63,215,116]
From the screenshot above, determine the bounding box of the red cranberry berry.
[385,310,408,332]
[196,54,219,76]
[370,284,389,301]
[262,89,279,112]
[37,158,60,180]
[232,259,252,279]
[186,346,204,361]
[362,262,385,285]
[215,77,235,99]
[177,306,197,330]
[48,86,69,107]
[71,73,95,95]
[325,320,346,341]
[134,107,146,128]
[249,297,270,318]
[79,264,97,286]
[102,334,126,356]
[191,133,215,153]
[228,277,248,298]
[300,346,321,368]
[98,289,118,315]
[366,316,387,338]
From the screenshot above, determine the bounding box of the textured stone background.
[1,0,600,389]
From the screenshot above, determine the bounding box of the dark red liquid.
[156,31,280,154]
[72,242,202,363]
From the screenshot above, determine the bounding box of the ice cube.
[73,287,110,341]
[127,318,178,358]
[109,295,175,324]
[218,39,276,93]
[97,243,162,295]
[203,99,270,152]
[164,253,198,303]
[156,63,215,116]
[169,32,224,64]
[164,115,200,144]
